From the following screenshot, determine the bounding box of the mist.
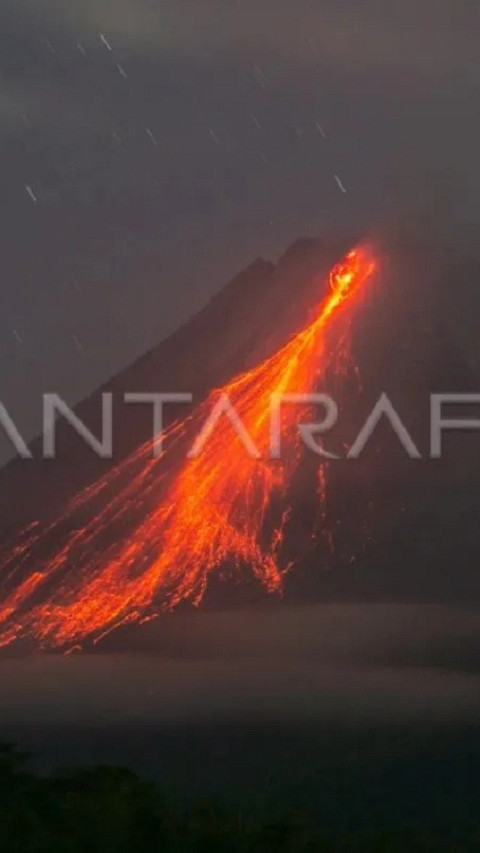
[1,604,479,728]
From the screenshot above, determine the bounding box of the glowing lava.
[0,247,376,649]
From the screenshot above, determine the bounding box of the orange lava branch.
[0,247,376,649]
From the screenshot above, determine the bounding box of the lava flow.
[0,246,376,649]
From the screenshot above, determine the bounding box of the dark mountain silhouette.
[0,238,346,530]
[0,235,479,609]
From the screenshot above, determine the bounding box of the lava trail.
[0,247,376,649]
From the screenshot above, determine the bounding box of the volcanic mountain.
[0,238,330,527]
[0,235,479,650]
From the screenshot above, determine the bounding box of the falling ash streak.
[0,248,376,650]
[99,33,112,52]
[25,186,37,203]
[209,128,221,146]
[145,128,158,146]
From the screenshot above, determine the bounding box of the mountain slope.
[0,235,479,616]
[0,239,344,531]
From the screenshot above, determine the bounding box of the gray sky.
[0,0,478,460]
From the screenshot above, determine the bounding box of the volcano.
[0,236,479,650]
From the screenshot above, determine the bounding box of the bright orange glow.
[0,246,376,649]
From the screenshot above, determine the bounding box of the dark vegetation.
[1,725,480,852]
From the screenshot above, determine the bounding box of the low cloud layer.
[2,604,479,727]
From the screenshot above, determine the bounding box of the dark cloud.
[0,1,478,465]
[17,1,479,82]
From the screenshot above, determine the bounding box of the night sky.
[0,0,478,463]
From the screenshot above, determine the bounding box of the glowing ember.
[0,247,376,649]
